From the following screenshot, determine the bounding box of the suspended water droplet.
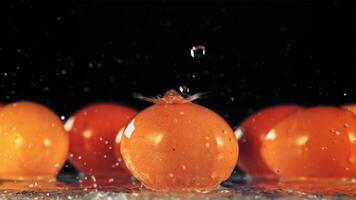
[179,85,190,94]
[190,45,206,58]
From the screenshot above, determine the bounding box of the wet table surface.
[0,175,355,200]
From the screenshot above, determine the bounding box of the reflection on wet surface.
[0,175,354,199]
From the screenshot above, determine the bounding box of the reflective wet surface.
[0,175,354,199]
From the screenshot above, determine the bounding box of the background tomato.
[65,103,137,182]
[236,105,302,178]
[0,101,69,181]
[262,106,356,178]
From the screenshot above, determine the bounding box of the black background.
[0,0,352,174]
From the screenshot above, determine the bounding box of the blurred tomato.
[236,105,302,177]
[65,103,137,181]
[262,106,356,178]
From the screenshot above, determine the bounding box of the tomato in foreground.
[120,90,238,192]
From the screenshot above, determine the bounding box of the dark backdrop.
[0,0,352,176]
[0,1,352,174]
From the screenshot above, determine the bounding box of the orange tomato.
[236,105,302,178]
[262,106,356,178]
[120,90,238,192]
[65,103,137,181]
[0,101,69,181]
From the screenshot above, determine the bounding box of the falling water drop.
[190,45,206,58]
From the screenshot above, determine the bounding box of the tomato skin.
[236,105,302,178]
[262,106,356,179]
[0,101,69,181]
[66,103,137,180]
[120,101,238,192]
[343,104,356,115]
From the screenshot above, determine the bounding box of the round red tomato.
[0,101,69,181]
[236,105,302,178]
[262,106,356,178]
[120,90,238,192]
[65,103,137,181]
